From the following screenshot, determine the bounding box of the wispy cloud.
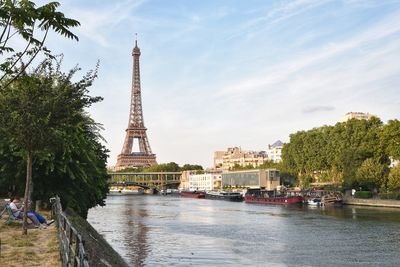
[229,0,331,41]
[302,105,335,114]
[218,9,400,99]
[67,0,147,47]
[267,0,332,23]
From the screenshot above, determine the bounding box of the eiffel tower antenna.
[115,38,157,169]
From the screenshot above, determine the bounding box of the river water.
[87,195,400,267]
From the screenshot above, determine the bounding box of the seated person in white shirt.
[9,196,54,227]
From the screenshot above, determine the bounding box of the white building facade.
[266,140,283,163]
[340,112,376,122]
[189,173,222,191]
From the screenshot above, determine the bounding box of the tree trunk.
[22,151,33,235]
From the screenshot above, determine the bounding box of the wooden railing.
[50,196,89,267]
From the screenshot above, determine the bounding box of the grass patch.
[0,210,61,266]
[46,231,60,254]
[25,250,38,257]
[354,191,373,199]
[12,238,34,247]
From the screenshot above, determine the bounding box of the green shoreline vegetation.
[0,0,108,232]
[0,1,112,265]
[281,118,400,197]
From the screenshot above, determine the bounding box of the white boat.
[307,197,322,206]
[108,186,144,195]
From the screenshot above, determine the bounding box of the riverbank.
[0,215,60,266]
[343,196,400,208]
[64,208,129,267]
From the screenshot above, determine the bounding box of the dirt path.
[0,212,61,267]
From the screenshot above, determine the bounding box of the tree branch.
[0,27,48,89]
[0,0,16,46]
[0,18,12,45]
[0,35,32,83]
[0,29,18,44]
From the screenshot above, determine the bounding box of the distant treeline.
[117,162,204,173]
[281,117,400,192]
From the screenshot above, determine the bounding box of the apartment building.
[214,147,268,170]
[266,140,283,163]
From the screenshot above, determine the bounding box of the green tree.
[32,116,109,218]
[381,120,400,160]
[387,165,400,192]
[0,0,79,89]
[336,118,384,187]
[282,117,385,188]
[144,162,180,172]
[0,56,106,231]
[355,158,387,191]
[259,160,279,169]
[230,163,256,171]
[181,164,203,171]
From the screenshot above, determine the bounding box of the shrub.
[354,191,373,199]
[379,192,400,200]
[388,165,400,191]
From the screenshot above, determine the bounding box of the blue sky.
[44,0,400,168]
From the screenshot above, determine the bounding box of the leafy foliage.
[0,0,79,89]
[145,162,181,172]
[281,117,394,190]
[387,165,400,192]
[381,120,400,160]
[0,56,108,218]
[355,158,387,191]
[229,163,256,171]
[354,191,373,199]
[181,164,203,171]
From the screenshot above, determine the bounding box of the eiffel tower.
[115,39,157,169]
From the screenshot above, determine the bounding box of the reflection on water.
[123,199,149,266]
[88,195,400,267]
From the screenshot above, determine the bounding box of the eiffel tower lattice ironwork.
[115,40,157,169]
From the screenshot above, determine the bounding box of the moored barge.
[205,191,244,202]
[180,191,206,198]
[245,189,303,205]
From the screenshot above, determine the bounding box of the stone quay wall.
[343,196,400,208]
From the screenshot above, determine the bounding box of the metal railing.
[50,196,89,267]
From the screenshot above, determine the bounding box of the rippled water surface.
[87,195,400,266]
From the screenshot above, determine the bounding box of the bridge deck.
[108,172,181,189]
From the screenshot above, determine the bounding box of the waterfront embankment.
[343,196,400,208]
[64,208,129,267]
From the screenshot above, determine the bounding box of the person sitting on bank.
[9,196,54,228]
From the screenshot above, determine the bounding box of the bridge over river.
[108,172,181,190]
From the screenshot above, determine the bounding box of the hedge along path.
[0,211,61,267]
